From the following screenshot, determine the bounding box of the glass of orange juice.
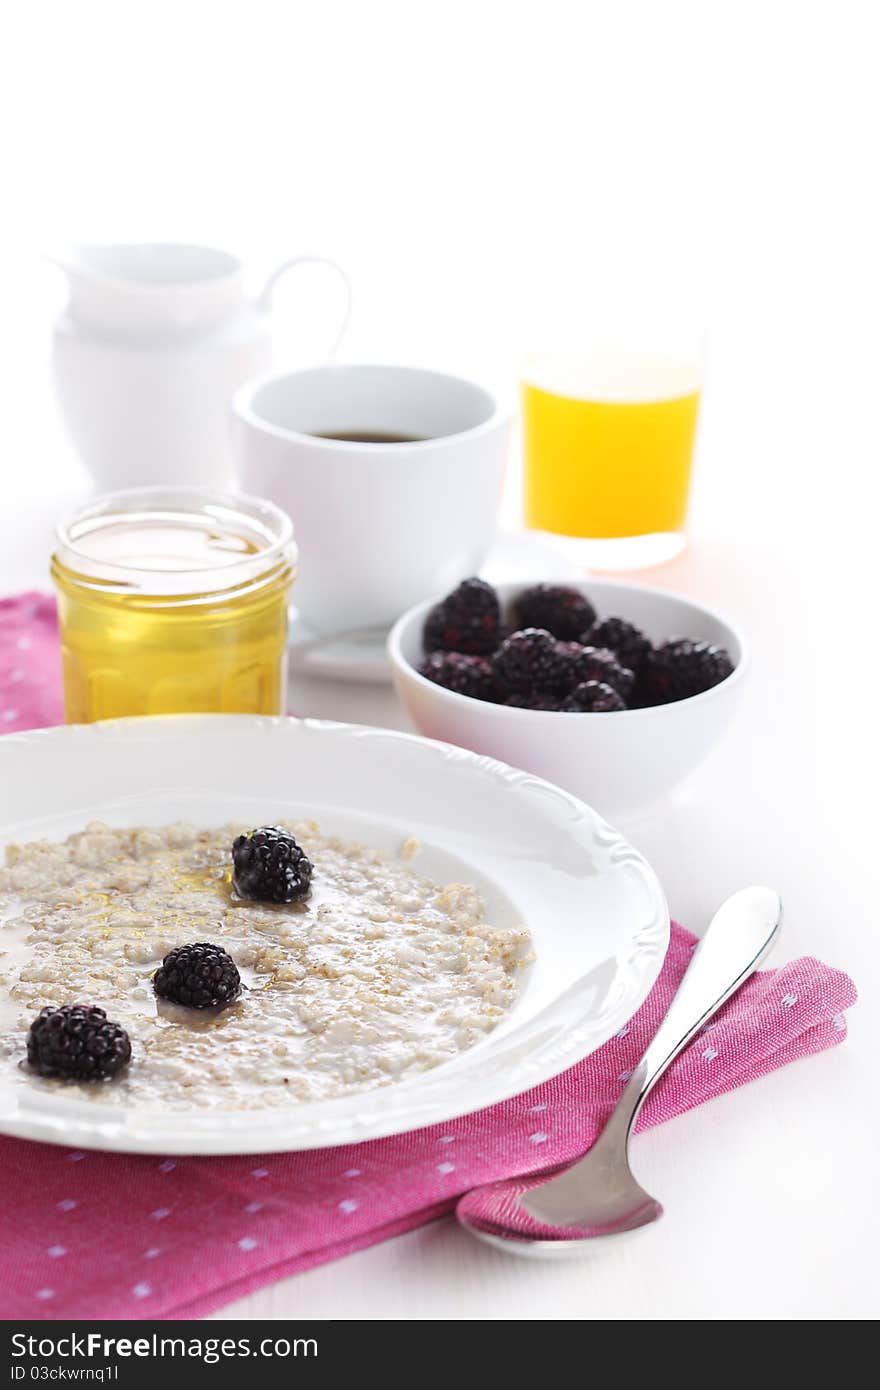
[522,346,703,568]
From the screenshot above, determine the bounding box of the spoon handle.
[619,886,783,1137]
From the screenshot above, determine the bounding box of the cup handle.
[258,255,352,358]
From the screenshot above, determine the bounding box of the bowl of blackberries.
[388,577,747,815]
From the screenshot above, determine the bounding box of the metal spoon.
[457,885,782,1257]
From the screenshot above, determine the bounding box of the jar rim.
[53,485,296,598]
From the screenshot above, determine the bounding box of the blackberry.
[561,681,627,713]
[492,628,567,695]
[503,691,563,711]
[583,617,652,677]
[153,942,241,1009]
[232,825,313,904]
[638,638,735,706]
[27,1004,131,1081]
[423,578,500,655]
[420,651,497,701]
[512,585,596,641]
[556,643,634,699]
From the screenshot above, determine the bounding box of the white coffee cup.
[232,364,510,634]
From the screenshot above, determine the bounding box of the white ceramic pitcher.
[51,243,351,491]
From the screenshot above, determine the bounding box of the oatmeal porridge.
[0,821,532,1108]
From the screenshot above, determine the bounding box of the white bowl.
[0,715,667,1154]
[389,578,748,817]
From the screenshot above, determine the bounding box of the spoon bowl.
[458,886,783,1256]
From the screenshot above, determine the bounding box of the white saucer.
[288,529,586,684]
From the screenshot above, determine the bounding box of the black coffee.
[310,430,428,444]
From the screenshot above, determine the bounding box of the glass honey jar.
[51,487,296,723]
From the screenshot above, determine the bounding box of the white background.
[2,0,878,1319]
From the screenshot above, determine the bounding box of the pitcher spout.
[48,242,246,334]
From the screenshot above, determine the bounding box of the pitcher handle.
[258,255,352,358]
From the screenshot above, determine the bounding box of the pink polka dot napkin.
[0,593,63,732]
[0,591,858,1320]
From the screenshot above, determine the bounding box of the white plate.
[287,527,586,684]
[0,716,668,1154]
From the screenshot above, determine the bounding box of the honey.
[51,488,296,723]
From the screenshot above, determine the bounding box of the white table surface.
[4,441,878,1323]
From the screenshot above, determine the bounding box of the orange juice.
[51,489,296,724]
[522,352,701,539]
